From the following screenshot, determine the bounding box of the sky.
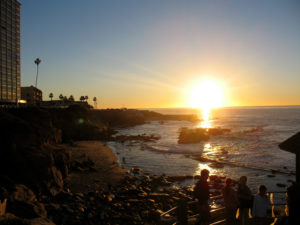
[20,0,300,108]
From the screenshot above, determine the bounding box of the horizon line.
[95,105,300,110]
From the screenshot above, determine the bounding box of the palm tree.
[49,93,53,101]
[85,95,88,102]
[80,96,85,102]
[69,95,74,101]
[59,94,64,101]
[93,97,97,108]
[35,58,41,88]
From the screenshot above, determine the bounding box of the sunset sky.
[21,0,300,108]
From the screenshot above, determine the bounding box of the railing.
[160,191,288,225]
[160,195,225,225]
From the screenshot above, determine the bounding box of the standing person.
[193,169,210,225]
[223,178,239,225]
[252,185,271,225]
[237,176,252,225]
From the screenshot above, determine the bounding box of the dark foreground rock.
[1,169,231,225]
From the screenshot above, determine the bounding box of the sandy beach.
[64,141,125,193]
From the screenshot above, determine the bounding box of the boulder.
[29,217,56,225]
[6,185,47,219]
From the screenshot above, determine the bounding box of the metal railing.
[160,191,288,225]
[160,195,225,225]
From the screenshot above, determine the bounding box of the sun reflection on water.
[204,143,211,149]
[194,163,218,177]
[199,107,213,128]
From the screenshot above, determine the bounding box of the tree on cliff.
[59,94,64,101]
[80,96,85,102]
[69,95,74,102]
[93,97,97,108]
[85,96,89,102]
[49,93,53,101]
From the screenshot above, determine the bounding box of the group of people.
[194,169,271,225]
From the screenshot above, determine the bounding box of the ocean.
[108,106,300,194]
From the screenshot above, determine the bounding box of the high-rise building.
[0,0,21,104]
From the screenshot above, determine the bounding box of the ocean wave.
[142,144,199,154]
[141,144,295,175]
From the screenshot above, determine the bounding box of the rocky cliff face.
[0,107,72,223]
[0,108,68,193]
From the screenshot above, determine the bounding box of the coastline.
[0,107,296,224]
[64,141,125,193]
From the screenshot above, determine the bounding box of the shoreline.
[63,141,125,193]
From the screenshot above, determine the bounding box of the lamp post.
[35,58,41,88]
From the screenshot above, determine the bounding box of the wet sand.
[64,141,125,193]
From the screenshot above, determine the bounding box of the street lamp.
[35,58,41,88]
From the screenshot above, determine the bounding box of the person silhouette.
[193,169,210,225]
[237,176,252,225]
[223,178,239,225]
[252,185,271,225]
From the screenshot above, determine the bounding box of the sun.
[188,79,225,110]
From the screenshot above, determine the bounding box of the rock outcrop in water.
[178,127,231,144]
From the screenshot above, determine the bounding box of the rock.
[51,166,63,190]
[172,197,180,201]
[212,190,221,196]
[178,127,230,144]
[127,199,141,203]
[45,203,60,212]
[178,127,209,144]
[208,162,224,168]
[155,209,164,215]
[12,185,36,203]
[76,192,84,198]
[137,192,148,198]
[267,174,276,178]
[0,186,9,202]
[49,187,60,197]
[149,193,170,199]
[53,149,71,178]
[143,187,152,193]
[106,193,115,202]
[54,191,73,201]
[6,184,47,219]
[276,183,287,188]
[7,200,47,219]
[131,167,141,174]
[0,215,30,225]
[167,176,188,182]
[29,217,56,225]
[147,199,156,204]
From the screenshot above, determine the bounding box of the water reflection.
[199,107,212,128]
[194,162,217,176]
[194,143,220,176]
[204,143,211,150]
